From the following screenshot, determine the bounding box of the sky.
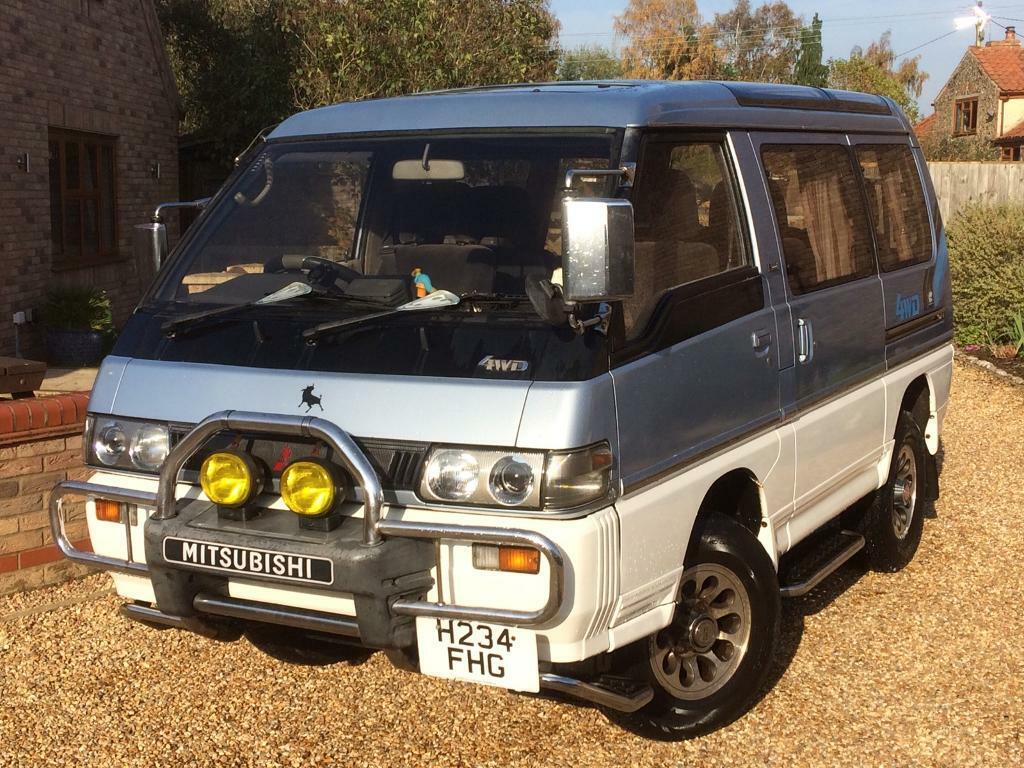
[550,0,1024,114]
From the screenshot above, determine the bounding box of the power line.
[895,30,959,58]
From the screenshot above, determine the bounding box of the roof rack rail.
[722,82,892,116]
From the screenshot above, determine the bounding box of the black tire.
[245,625,373,667]
[859,410,927,572]
[611,514,780,741]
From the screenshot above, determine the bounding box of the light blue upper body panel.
[267,81,911,140]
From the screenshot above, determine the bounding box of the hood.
[91,357,532,446]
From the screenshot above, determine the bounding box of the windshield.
[154,133,618,308]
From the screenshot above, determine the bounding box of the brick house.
[916,26,1024,160]
[0,0,180,359]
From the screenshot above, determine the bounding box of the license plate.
[162,537,334,586]
[415,617,538,692]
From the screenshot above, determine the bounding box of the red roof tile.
[970,43,1024,93]
[994,118,1024,143]
[914,112,937,137]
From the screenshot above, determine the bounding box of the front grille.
[170,426,426,491]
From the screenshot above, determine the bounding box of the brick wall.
[0,393,92,596]
[0,0,180,358]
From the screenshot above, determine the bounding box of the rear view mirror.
[392,159,465,181]
[561,198,635,302]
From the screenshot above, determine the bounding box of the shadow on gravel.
[758,559,869,700]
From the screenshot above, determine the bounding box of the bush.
[947,202,1024,345]
[43,287,113,332]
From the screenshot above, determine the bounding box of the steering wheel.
[264,254,361,288]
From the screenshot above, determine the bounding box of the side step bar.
[539,673,654,713]
[780,530,865,599]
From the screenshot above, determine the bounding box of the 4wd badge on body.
[476,356,529,376]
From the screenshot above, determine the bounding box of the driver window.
[623,140,748,338]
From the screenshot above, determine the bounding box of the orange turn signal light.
[499,546,541,574]
[94,498,122,523]
[472,544,541,574]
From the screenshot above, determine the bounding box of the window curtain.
[799,160,855,283]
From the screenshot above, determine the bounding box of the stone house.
[0,0,180,359]
[916,26,1024,161]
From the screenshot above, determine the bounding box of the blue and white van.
[50,81,953,739]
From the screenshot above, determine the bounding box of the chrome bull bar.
[49,410,565,626]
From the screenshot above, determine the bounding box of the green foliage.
[1004,311,1024,357]
[158,0,559,158]
[947,203,1024,345]
[919,133,1000,162]
[557,45,623,81]
[828,55,921,122]
[157,0,295,158]
[281,0,559,110]
[43,288,113,332]
[794,13,827,87]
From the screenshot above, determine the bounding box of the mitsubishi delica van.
[49,81,953,739]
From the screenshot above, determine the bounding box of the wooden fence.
[926,161,1024,223]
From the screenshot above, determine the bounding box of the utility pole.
[975,1,986,46]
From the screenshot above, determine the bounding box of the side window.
[762,145,876,295]
[855,145,932,271]
[624,140,749,337]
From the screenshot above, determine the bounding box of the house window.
[954,97,979,135]
[48,129,118,267]
[1001,146,1023,161]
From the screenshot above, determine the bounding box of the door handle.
[751,329,772,359]
[797,318,814,363]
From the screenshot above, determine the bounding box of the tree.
[713,0,802,83]
[828,56,921,121]
[614,0,723,80]
[851,31,928,99]
[557,45,623,81]
[794,13,827,87]
[157,0,560,158]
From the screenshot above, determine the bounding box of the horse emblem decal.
[300,384,323,412]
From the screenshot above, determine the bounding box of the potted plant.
[43,287,113,366]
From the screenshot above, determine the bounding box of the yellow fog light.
[280,459,340,517]
[200,450,260,508]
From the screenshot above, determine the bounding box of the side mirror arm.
[152,197,211,223]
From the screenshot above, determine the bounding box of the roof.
[268,81,908,141]
[915,112,937,137]
[994,117,1024,144]
[970,43,1024,93]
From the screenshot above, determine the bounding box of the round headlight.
[425,450,480,501]
[200,451,258,508]
[129,425,169,471]
[488,455,535,506]
[280,459,338,517]
[94,423,128,466]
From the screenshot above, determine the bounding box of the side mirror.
[134,222,167,273]
[561,198,635,302]
[135,198,211,272]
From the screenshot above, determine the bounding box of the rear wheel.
[859,410,927,572]
[611,514,780,740]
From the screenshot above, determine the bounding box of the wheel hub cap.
[649,563,753,701]
[892,443,918,540]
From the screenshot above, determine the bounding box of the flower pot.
[46,328,105,367]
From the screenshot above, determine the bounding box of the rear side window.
[855,145,932,271]
[762,145,876,295]
[623,140,749,337]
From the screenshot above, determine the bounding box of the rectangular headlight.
[418,442,614,512]
[86,416,170,474]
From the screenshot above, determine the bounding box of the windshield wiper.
[162,282,392,338]
[303,290,461,344]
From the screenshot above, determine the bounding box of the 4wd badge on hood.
[477,356,530,374]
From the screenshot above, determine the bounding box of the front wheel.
[611,514,780,740]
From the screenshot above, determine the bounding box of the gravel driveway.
[1,359,1022,767]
